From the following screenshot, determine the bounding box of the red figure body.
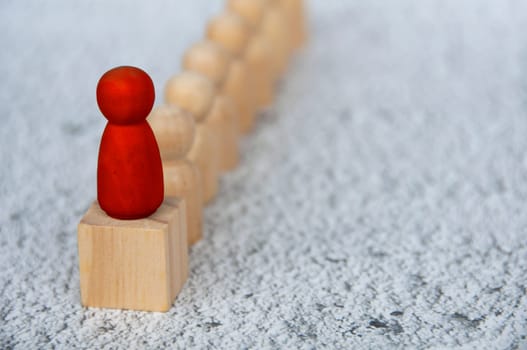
[96,66,164,219]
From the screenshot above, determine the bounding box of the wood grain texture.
[77,199,188,312]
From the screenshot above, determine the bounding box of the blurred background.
[1,1,526,348]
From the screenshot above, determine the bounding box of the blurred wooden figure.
[148,105,203,246]
[279,0,307,49]
[165,72,220,204]
[183,41,240,170]
[206,13,258,133]
[261,0,292,77]
[227,0,292,81]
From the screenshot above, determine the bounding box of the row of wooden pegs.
[78,0,307,312]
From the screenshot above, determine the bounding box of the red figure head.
[96,66,155,124]
[96,66,164,220]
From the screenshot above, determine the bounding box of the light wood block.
[77,198,188,312]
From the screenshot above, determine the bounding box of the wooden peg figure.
[96,66,164,219]
[261,1,292,76]
[148,105,203,245]
[183,41,240,170]
[165,71,220,204]
[279,0,307,49]
[183,41,231,90]
[226,0,276,108]
[78,66,188,312]
[207,13,259,133]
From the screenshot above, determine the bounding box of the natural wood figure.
[165,71,220,204]
[183,41,240,170]
[261,1,292,76]
[227,0,275,108]
[279,0,307,49]
[78,66,188,312]
[147,105,204,245]
[206,13,258,133]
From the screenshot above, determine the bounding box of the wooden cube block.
[77,198,188,312]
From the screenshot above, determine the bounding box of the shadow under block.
[77,198,188,312]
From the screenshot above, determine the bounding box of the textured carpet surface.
[1,1,527,349]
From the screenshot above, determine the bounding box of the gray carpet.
[1,0,527,348]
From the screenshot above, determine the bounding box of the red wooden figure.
[96,66,164,219]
